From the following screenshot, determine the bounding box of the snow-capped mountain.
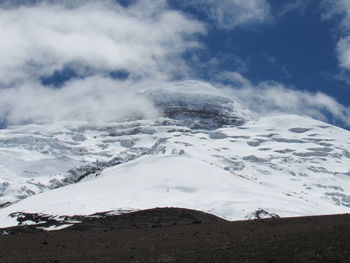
[0,83,349,228]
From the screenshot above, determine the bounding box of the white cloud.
[0,0,349,128]
[0,0,204,86]
[322,0,350,32]
[217,72,350,127]
[337,37,350,71]
[0,76,163,125]
[176,0,272,30]
[0,0,205,124]
[0,0,204,124]
[322,0,350,75]
[276,0,312,16]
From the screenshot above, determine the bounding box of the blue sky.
[0,0,349,129]
[177,0,349,105]
[170,0,350,128]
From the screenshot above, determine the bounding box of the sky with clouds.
[0,0,349,129]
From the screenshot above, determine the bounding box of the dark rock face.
[249,208,280,219]
[162,105,246,129]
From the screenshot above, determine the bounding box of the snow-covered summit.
[0,84,349,228]
[142,81,253,129]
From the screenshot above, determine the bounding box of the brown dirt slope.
[0,208,349,263]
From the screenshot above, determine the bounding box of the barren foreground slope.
[0,208,349,263]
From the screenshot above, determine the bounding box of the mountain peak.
[142,81,253,129]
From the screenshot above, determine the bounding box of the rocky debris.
[0,202,12,208]
[243,155,268,163]
[119,138,135,148]
[325,193,350,207]
[65,165,102,184]
[307,147,333,152]
[15,187,36,200]
[247,209,280,219]
[293,151,329,157]
[288,127,312,133]
[247,140,264,147]
[273,137,305,143]
[108,127,142,137]
[222,158,245,171]
[63,147,151,184]
[314,184,344,191]
[209,131,229,140]
[71,133,86,142]
[274,149,295,154]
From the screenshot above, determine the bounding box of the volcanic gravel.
[0,208,349,263]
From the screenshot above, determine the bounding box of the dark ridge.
[0,208,349,263]
[0,207,226,235]
[71,207,226,231]
[162,105,245,128]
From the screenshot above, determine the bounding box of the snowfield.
[0,86,349,228]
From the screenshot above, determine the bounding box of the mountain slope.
[0,86,349,228]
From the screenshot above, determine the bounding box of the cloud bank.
[0,0,349,128]
[217,72,350,127]
[0,0,203,86]
[0,0,202,124]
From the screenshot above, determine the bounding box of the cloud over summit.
[0,0,349,129]
[0,0,203,124]
[0,0,203,85]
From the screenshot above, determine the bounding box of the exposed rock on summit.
[142,83,252,129]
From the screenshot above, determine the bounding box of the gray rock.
[209,132,228,140]
[71,133,86,142]
[119,138,135,148]
[288,127,312,133]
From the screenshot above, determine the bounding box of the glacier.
[0,83,349,228]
